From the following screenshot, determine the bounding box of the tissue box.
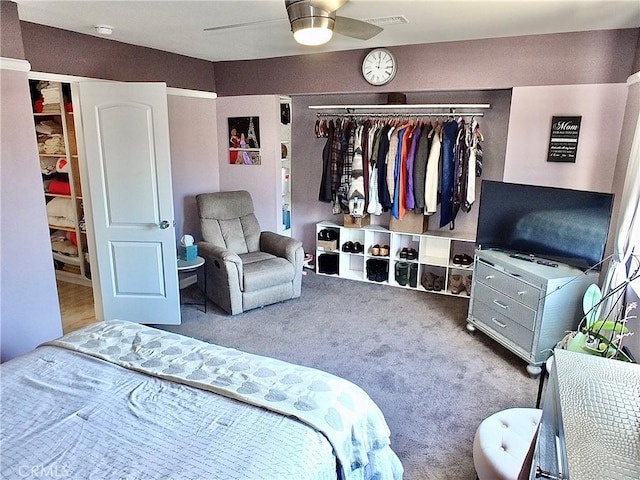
[178,245,198,261]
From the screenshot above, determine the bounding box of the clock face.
[362,48,397,86]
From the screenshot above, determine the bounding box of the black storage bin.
[318,253,339,275]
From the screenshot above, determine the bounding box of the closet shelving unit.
[280,96,292,236]
[312,102,489,296]
[315,222,476,296]
[30,80,91,286]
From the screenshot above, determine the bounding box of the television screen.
[476,181,614,271]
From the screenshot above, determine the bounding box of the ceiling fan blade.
[334,16,383,40]
[204,18,285,32]
[310,0,349,12]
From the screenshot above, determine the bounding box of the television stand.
[466,249,598,376]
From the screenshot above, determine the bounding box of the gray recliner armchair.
[196,190,303,315]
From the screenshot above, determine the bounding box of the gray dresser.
[466,249,598,375]
[531,349,640,479]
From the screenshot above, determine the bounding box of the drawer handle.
[517,291,526,296]
[493,299,509,310]
[485,275,495,280]
[491,317,507,328]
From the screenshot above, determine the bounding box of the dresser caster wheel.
[526,364,542,377]
[466,322,476,333]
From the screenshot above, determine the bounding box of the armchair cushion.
[240,253,295,292]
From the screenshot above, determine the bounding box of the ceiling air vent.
[363,15,408,26]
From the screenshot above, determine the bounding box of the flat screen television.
[476,180,614,271]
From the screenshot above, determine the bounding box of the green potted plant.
[558,279,637,362]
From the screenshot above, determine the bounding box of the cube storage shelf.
[315,221,476,297]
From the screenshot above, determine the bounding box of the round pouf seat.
[473,407,542,480]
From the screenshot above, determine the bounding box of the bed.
[1,320,403,480]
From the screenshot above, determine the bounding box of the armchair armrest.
[197,242,242,266]
[260,231,303,265]
[197,241,244,290]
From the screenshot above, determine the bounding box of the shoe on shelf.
[353,241,363,253]
[342,241,354,252]
[395,261,410,286]
[464,274,473,296]
[406,248,418,261]
[452,254,463,266]
[460,254,474,266]
[433,275,444,292]
[399,247,409,259]
[371,244,380,256]
[326,229,338,241]
[449,274,465,294]
[318,229,328,241]
[380,245,390,256]
[409,263,418,288]
[375,260,388,282]
[421,271,435,291]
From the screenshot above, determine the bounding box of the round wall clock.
[362,48,397,86]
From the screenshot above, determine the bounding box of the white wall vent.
[363,15,409,26]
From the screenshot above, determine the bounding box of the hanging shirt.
[439,120,459,228]
[318,120,334,203]
[413,122,433,212]
[405,124,422,211]
[377,125,393,210]
[424,123,442,216]
[386,127,398,201]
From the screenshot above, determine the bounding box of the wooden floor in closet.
[57,279,98,334]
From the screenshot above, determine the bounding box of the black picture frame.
[228,116,261,165]
[547,116,581,163]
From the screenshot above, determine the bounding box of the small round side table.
[177,256,206,312]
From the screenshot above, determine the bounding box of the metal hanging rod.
[315,112,484,118]
[308,103,491,110]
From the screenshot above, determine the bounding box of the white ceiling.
[14,0,640,62]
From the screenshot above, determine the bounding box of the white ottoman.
[473,408,542,480]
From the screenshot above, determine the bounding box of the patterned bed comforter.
[37,320,403,480]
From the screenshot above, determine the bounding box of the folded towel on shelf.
[46,197,76,228]
[35,120,63,135]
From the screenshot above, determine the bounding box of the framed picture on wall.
[228,116,261,165]
[547,116,581,163]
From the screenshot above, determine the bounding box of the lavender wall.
[216,95,283,233]
[214,29,639,97]
[504,84,628,192]
[20,22,216,92]
[167,94,219,244]
[1,65,63,362]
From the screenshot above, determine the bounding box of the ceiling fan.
[204,0,383,46]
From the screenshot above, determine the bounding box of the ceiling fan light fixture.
[290,16,334,46]
[287,0,335,46]
[293,24,333,46]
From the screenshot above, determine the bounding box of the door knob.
[159,220,170,229]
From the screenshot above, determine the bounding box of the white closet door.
[76,82,180,325]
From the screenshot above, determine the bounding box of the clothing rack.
[315,112,485,118]
[309,103,490,117]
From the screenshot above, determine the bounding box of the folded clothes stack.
[38,134,65,154]
[40,82,61,113]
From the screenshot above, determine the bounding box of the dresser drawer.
[473,282,536,331]
[475,261,541,310]
[470,299,534,353]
